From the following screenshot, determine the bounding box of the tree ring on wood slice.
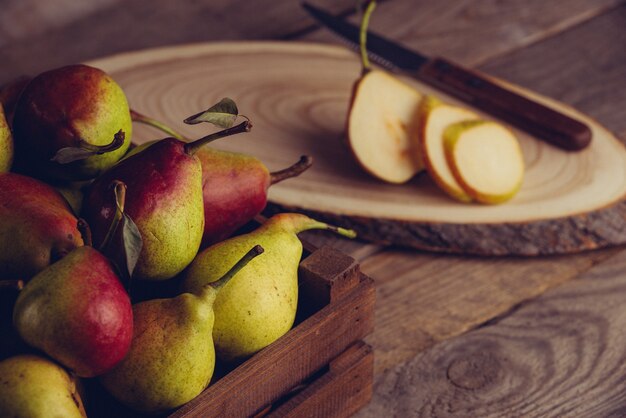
[88,42,626,256]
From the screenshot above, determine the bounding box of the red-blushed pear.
[444,120,525,204]
[84,120,252,281]
[345,0,424,184]
[12,64,132,181]
[129,103,312,245]
[100,245,263,414]
[0,354,87,417]
[418,96,480,202]
[12,181,136,378]
[181,213,356,362]
[12,245,133,378]
[0,172,84,281]
[196,149,312,246]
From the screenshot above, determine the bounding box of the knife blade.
[302,2,592,151]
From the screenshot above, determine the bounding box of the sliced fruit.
[347,70,425,184]
[419,96,479,201]
[444,120,524,204]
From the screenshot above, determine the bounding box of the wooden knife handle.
[417,57,592,151]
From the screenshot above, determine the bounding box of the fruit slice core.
[348,70,424,184]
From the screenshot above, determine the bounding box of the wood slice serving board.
[89,42,626,256]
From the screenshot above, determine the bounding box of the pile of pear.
[0,64,356,416]
[346,1,525,204]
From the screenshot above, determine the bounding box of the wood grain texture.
[479,3,626,136]
[88,42,626,256]
[0,0,355,83]
[302,0,623,67]
[268,342,373,418]
[358,246,620,377]
[358,247,626,418]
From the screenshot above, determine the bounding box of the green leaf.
[51,147,97,164]
[183,98,238,128]
[121,213,142,277]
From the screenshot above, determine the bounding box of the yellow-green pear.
[0,104,12,172]
[0,354,87,418]
[100,246,263,414]
[181,213,356,362]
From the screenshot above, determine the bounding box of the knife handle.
[417,57,592,151]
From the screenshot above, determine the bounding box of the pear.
[0,172,84,281]
[0,104,12,172]
[126,113,313,246]
[83,121,251,281]
[13,246,133,377]
[196,149,312,246]
[100,245,263,413]
[418,96,479,202]
[182,213,356,362]
[444,120,524,203]
[12,64,132,181]
[347,70,424,183]
[0,354,86,418]
[345,0,424,184]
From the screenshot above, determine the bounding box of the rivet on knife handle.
[417,58,592,151]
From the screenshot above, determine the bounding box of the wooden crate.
[88,244,375,417]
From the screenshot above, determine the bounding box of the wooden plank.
[358,246,626,417]
[479,4,626,136]
[359,246,620,376]
[302,0,622,67]
[0,0,115,47]
[0,0,355,83]
[268,341,374,418]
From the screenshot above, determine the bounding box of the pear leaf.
[121,213,142,278]
[51,147,97,164]
[183,98,238,128]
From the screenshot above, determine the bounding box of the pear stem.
[77,218,93,247]
[269,155,314,185]
[359,0,376,75]
[208,245,264,291]
[99,180,127,251]
[183,120,252,155]
[288,216,357,239]
[81,130,126,154]
[130,110,187,141]
[0,280,24,291]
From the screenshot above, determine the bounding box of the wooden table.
[2,1,626,416]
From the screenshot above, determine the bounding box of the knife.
[302,2,592,151]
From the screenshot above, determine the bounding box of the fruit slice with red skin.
[419,96,479,202]
[347,70,424,183]
[444,120,525,204]
[13,246,133,377]
[0,172,84,281]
